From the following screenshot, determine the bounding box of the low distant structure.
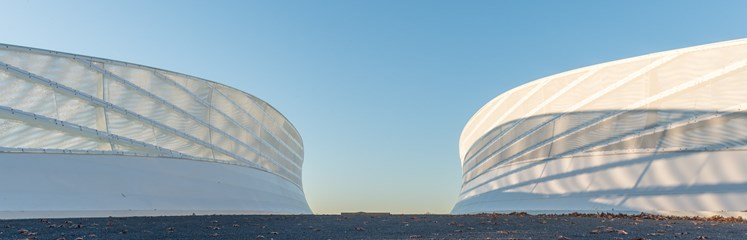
[341,212,391,216]
[453,39,747,216]
[0,44,311,218]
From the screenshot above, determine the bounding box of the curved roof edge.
[458,38,747,162]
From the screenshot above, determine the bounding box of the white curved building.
[453,39,747,216]
[0,44,311,218]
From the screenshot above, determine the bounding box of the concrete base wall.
[0,153,311,219]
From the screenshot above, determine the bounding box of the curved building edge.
[0,43,311,217]
[454,38,747,216]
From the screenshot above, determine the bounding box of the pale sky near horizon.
[2,0,747,214]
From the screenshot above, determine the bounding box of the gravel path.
[1,213,746,239]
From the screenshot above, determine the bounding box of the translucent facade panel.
[595,113,747,152]
[464,114,556,173]
[259,125,301,163]
[211,86,303,167]
[478,82,537,132]
[159,72,213,103]
[103,64,211,123]
[52,93,99,130]
[580,59,658,111]
[657,115,747,149]
[0,49,101,97]
[210,90,262,134]
[106,78,212,145]
[534,71,588,114]
[0,44,304,188]
[463,123,507,164]
[461,94,508,143]
[151,120,218,160]
[0,72,60,118]
[670,68,747,110]
[111,143,163,155]
[106,110,157,145]
[0,119,100,150]
[282,121,303,147]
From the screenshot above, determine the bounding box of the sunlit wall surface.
[453,39,747,216]
[0,44,311,217]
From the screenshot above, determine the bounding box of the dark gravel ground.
[1,213,746,240]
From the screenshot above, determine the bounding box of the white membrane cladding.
[0,44,310,216]
[453,39,747,216]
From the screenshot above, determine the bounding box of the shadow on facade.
[455,109,747,214]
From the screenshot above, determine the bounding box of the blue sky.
[3,0,747,214]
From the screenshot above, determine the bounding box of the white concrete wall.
[0,153,311,219]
